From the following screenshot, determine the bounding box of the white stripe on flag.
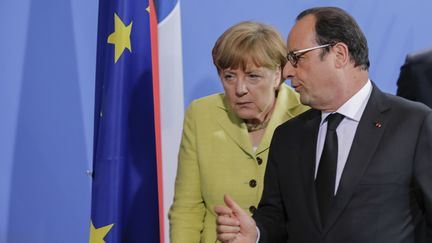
[158,2,184,243]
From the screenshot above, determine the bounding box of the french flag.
[90,0,183,242]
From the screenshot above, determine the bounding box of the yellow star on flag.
[146,6,150,13]
[107,13,132,63]
[89,221,114,243]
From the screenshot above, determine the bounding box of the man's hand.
[214,194,258,243]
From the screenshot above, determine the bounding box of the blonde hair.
[212,21,287,82]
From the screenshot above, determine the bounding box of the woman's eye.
[224,74,234,80]
[222,74,237,84]
[247,74,261,81]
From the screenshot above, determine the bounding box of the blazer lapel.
[256,84,301,155]
[299,109,323,232]
[215,98,255,158]
[324,85,391,232]
[216,84,306,157]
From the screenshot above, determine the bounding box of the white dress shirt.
[315,80,372,194]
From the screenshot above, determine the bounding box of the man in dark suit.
[214,7,432,243]
[397,48,432,108]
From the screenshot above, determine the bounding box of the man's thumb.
[224,194,247,217]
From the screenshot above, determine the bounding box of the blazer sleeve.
[253,127,288,242]
[414,111,432,240]
[169,102,205,243]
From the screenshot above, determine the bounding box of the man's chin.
[299,96,311,106]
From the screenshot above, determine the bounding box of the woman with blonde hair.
[169,21,309,243]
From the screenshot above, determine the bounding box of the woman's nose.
[235,79,248,96]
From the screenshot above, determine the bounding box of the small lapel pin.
[374,121,382,128]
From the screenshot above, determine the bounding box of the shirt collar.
[321,79,372,124]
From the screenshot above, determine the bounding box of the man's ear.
[333,42,350,68]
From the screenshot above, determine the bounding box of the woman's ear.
[274,66,282,89]
[333,42,349,68]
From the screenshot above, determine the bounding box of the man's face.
[283,15,340,111]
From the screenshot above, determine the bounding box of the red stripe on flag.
[149,1,165,243]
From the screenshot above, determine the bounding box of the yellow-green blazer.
[169,84,309,243]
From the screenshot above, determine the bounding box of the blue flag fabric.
[90,0,161,242]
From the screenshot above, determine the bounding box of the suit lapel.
[324,85,391,232]
[299,109,323,232]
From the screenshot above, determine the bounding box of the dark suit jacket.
[253,84,432,243]
[397,48,432,108]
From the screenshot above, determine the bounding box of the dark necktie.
[315,113,345,226]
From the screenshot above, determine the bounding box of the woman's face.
[220,62,281,123]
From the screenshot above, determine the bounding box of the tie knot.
[326,113,344,131]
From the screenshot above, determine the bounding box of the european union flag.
[90,0,163,242]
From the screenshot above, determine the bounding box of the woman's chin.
[235,111,258,121]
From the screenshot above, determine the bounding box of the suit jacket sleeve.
[397,50,432,108]
[414,111,432,240]
[253,126,288,242]
[169,102,205,243]
[397,56,419,102]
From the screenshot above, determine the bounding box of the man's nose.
[282,62,295,80]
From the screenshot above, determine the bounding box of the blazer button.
[256,157,263,165]
[249,205,257,214]
[249,179,257,188]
